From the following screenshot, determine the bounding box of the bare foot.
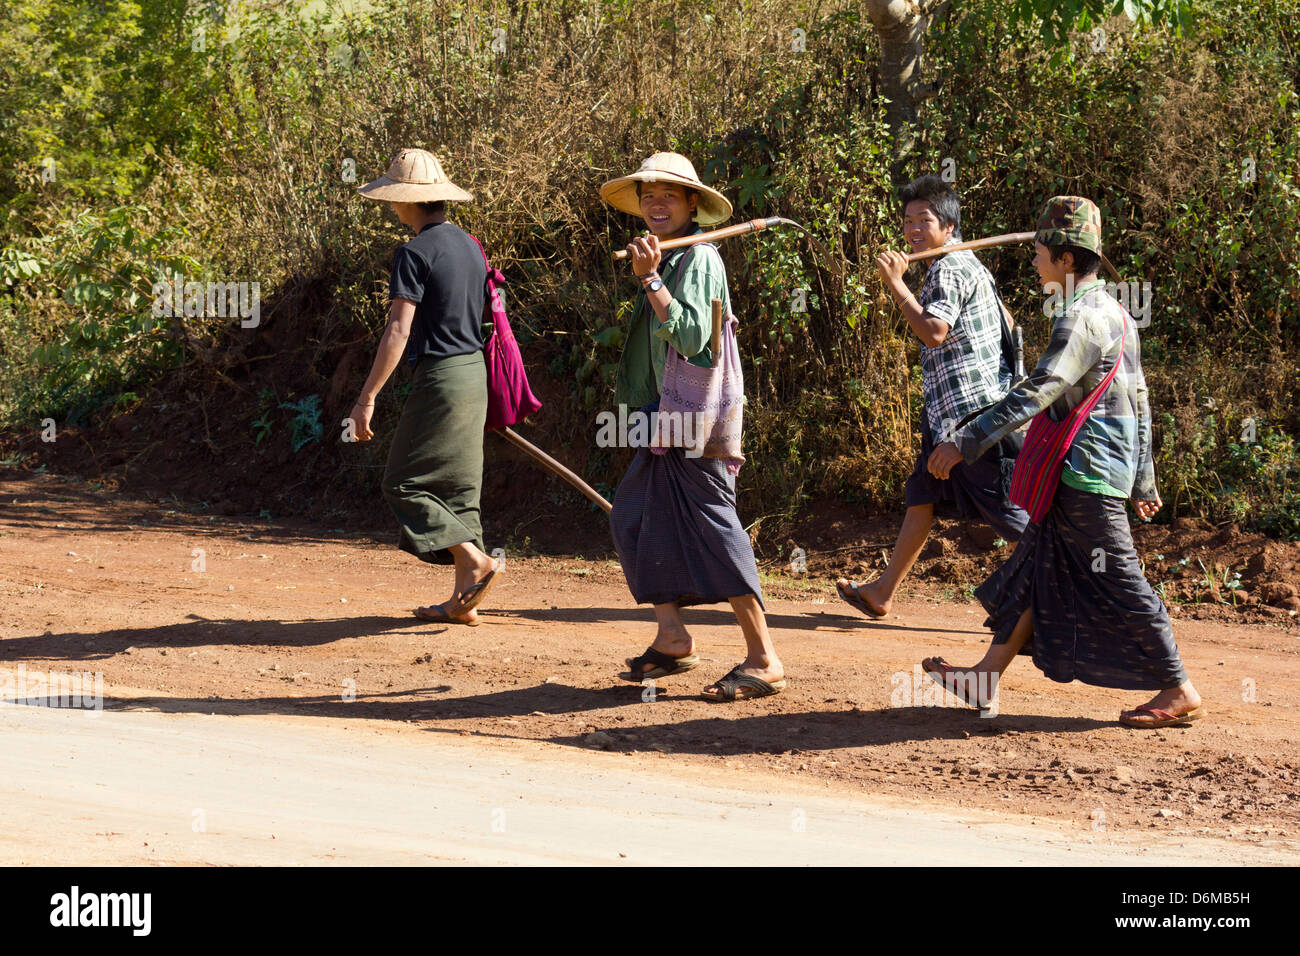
[625,624,694,675]
[452,555,499,608]
[1120,682,1204,727]
[701,656,784,701]
[836,577,889,618]
[921,656,998,709]
[414,603,478,626]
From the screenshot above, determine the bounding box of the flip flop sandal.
[618,646,699,682]
[701,665,786,702]
[414,603,480,627]
[836,580,886,620]
[922,656,992,710]
[1119,703,1208,729]
[451,563,501,617]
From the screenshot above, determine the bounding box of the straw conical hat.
[599,152,732,226]
[358,148,473,203]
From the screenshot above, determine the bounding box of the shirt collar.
[665,224,702,263]
[924,234,962,270]
[648,225,703,285]
[1062,277,1106,311]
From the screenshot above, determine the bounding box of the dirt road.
[2,473,1298,864]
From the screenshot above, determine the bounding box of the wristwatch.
[643,275,664,293]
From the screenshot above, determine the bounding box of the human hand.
[927,441,963,479]
[876,249,909,284]
[626,233,662,277]
[347,402,375,442]
[1132,495,1163,521]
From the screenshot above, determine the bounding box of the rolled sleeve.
[653,246,725,364]
[920,261,969,331]
[655,297,709,359]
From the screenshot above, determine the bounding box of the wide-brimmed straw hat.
[599,152,732,226]
[357,148,473,203]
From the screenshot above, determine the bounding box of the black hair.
[417,200,447,214]
[1048,243,1101,277]
[899,174,962,240]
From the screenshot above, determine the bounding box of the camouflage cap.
[1034,196,1102,254]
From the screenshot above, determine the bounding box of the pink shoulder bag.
[648,245,745,471]
[468,234,542,431]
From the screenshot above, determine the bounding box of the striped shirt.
[954,280,1158,501]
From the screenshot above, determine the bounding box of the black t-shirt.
[388,220,487,364]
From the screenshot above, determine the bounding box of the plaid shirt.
[955,281,1158,501]
[917,241,1011,440]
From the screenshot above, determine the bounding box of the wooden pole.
[1098,252,1123,283]
[710,298,722,366]
[906,230,1123,282]
[499,427,612,514]
[612,217,780,260]
[905,232,1036,262]
[613,216,846,278]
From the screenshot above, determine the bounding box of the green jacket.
[612,233,730,410]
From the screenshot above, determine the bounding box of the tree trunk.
[864,0,948,150]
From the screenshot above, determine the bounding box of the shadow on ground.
[1,680,1110,754]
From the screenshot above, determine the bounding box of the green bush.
[1,205,200,426]
[2,0,1298,541]
[1159,409,1300,537]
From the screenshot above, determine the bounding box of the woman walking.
[923,197,1204,727]
[601,152,784,701]
[350,148,500,625]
